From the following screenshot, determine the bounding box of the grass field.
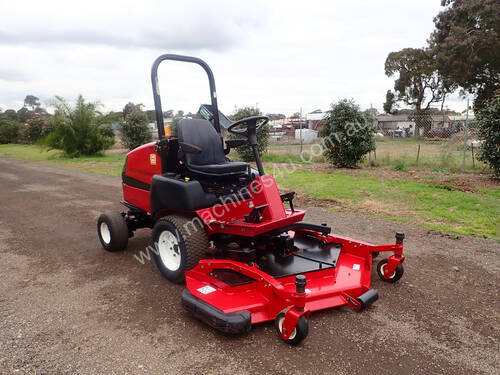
[1,144,498,240]
[274,169,499,240]
[0,144,125,176]
[265,137,488,173]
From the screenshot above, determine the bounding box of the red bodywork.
[121,142,405,339]
[122,142,161,213]
[185,232,404,330]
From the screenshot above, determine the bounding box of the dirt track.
[0,158,499,375]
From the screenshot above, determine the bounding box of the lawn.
[0,144,125,176]
[1,144,498,240]
[274,169,499,240]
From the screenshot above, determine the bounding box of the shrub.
[229,106,270,162]
[121,109,152,150]
[0,116,20,144]
[319,99,375,168]
[44,95,114,156]
[26,116,53,143]
[167,117,181,137]
[477,93,500,177]
[98,123,115,139]
[393,161,407,171]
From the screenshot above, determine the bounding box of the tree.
[45,95,114,156]
[175,110,184,118]
[26,116,53,143]
[122,102,143,119]
[385,47,453,135]
[4,109,17,121]
[229,106,270,162]
[429,0,500,111]
[164,109,174,118]
[383,90,396,114]
[121,108,152,150]
[16,107,33,122]
[0,114,20,144]
[385,48,449,111]
[318,99,375,168]
[24,95,40,111]
[477,92,500,177]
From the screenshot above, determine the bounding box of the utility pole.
[462,99,469,172]
[299,107,303,154]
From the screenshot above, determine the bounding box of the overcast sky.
[0,0,467,116]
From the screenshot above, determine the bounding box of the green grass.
[266,138,490,173]
[274,169,500,240]
[0,144,125,176]
[2,144,499,240]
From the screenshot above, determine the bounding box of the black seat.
[177,119,248,177]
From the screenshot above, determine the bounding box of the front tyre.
[377,258,404,283]
[274,309,309,345]
[152,215,208,284]
[97,212,129,252]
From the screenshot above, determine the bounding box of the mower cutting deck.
[97,54,405,345]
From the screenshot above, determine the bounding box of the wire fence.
[266,106,485,173]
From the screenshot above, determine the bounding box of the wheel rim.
[380,262,396,279]
[278,316,297,340]
[100,222,111,244]
[158,230,181,271]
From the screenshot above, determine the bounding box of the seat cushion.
[188,161,248,176]
[178,119,249,177]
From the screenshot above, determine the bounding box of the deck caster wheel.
[97,212,129,252]
[152,215,208,284]
[377,258,404,283]
[274,309,309,345]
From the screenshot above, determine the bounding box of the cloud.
[1,0,466,115]
[0,1,264,51]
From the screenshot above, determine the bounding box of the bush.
[169,117,181,137]
[44,95,115,156]
[26,116,53,143]
[98,123,115,139]
[121,109,152,150]
[229,106,270,162]
[477,93,500,177]
[0,116,20,144]
[319,99,375,168]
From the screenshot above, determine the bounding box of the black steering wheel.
[227,116,269,137]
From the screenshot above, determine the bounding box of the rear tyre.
[377,258,404,283]
[97,212,129,252]
[152,215,208,284]
[274,309,309,345]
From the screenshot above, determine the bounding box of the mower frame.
[98,53,406,345]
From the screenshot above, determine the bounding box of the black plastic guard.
[181,289,252,334]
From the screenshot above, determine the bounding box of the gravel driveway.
[0,158,498,374]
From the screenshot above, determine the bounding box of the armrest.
[179,142,202,154]
[224,139,247,154]
[226,139,247,148]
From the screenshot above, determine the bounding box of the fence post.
[299,107,303,154]
[472,143,475,168]
[462,99,469,172]
[416,144,421,165]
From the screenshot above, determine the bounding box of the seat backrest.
[177,119,226,166]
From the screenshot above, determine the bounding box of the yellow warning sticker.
[150,154,157,165]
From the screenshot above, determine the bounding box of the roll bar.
[151,54,221,139]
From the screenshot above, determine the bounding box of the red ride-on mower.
[97,54,406,345]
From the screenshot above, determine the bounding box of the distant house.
[305,111,326,130]
[376,113,451,137]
